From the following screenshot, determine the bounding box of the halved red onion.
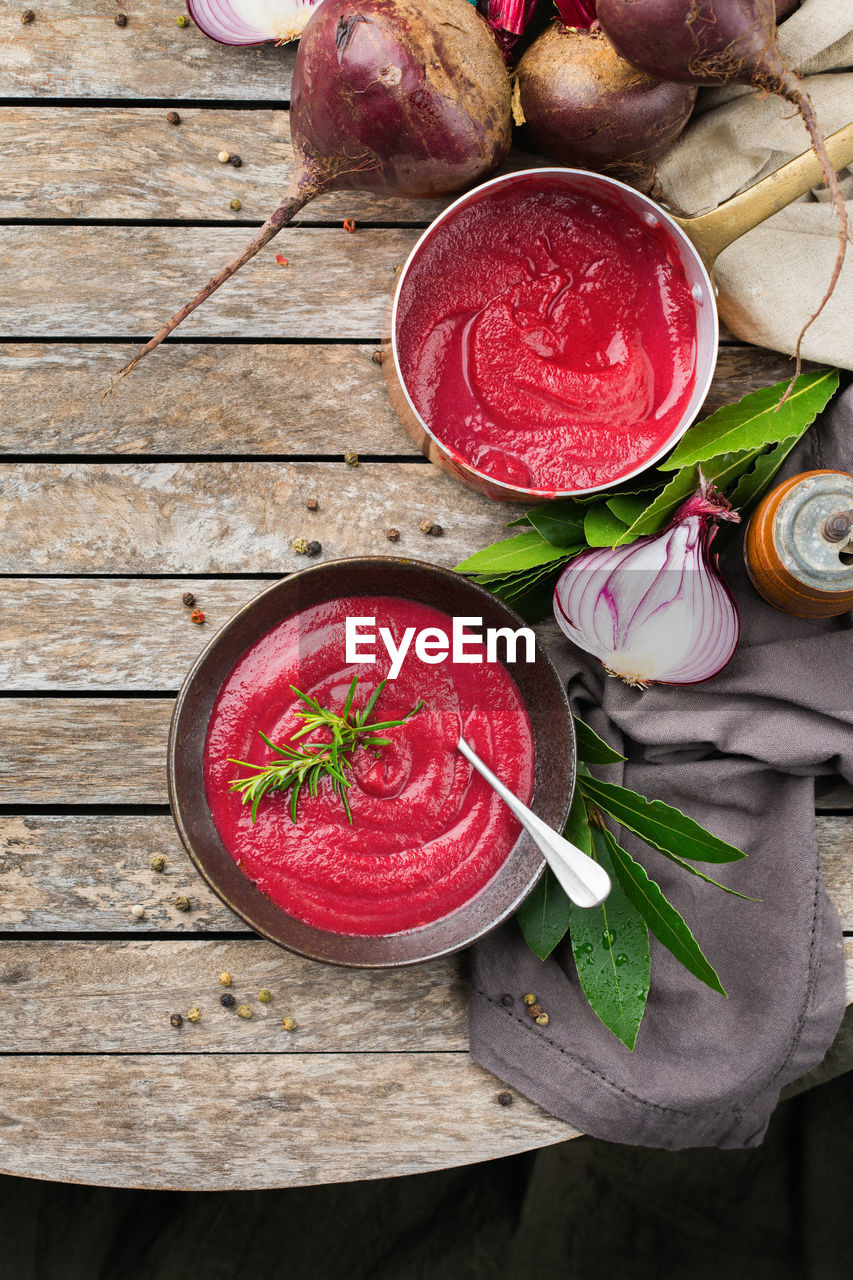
[553,488,741,687]
[187,0,321,45]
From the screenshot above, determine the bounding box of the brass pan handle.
[673,121,853,273]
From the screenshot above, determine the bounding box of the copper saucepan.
[383,123,853,503]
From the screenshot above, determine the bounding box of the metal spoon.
[457,736,611,909]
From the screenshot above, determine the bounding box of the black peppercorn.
[114,12,127,25]
[497,1091,513,1106]
[170,1013,183,1028]
[229,154,242,167]
[220,992,236,1008]
[428,524,443,537]
[306,498,319,511]
[500,993,514,1007]
[21,9,35,22]
[528,1003,543,1018]
[371,350,384,365]
[305,540,322,557]
[182,591,196,607]
[386,528,400,542]
[167,110,181,126]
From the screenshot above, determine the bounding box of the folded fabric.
[654,0,853,369]
[469,387,852,1150]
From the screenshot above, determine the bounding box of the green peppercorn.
[150,853,166,873]
[176,13,190,26]
[229,198,242,211]
[282,1017,296,1031]
[344,451,359,467]
[170,1013,183,1028]
[236,1004,252,1019]
[220,992,236,1007]
[535,1013,550,1027]
[257,989,272,1003]
[292,538,309,555]
[419,519,434,535]
[174,895,190,912]
[523,993,537,1006]
[219,972,232,987]
[187,1007,201,1023]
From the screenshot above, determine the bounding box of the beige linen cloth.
[654,0,853,369]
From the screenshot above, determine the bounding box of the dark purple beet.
[110,0,511,390]
[596,0,847,375]
[513,23,696,191]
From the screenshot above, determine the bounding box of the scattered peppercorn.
[174,895,190,912]
[167,110,181,126]
[21,9,35,23]
[343,218,356,233]
[523,993,537,1006]
[229,154,242,168]
[428,523,443,537]
[292,537,309,555]
[114,12,128,25]
[219,972,232,987]
[528,1003,542,1018]
[257,989,272,1003]
[393,264,403,276]
[419,519,434,534]
[190,609,205,624]
[150,854,166,873]
[386,528,400,542]
[176,12,190,26]
[535,1013,550,1027]
[305,540,322,557]
[230,198,242,211]
[275,254,289,266]
[371,349,384,365]
[306,497,319,511]
[131,904,145,919]
[344,451,359,467]
[500,994,514,1008]
[220,992,236,1007]
[187,1007,201,1023]
[170,1013,183,1028]
[497,1091,513,1106]
[282,1017,296,1031]
[217,149,230,164]
[182,591,195,607]
[236,1004,252,1019]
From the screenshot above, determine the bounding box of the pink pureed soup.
[395,178,698,492]
[203,596,534,936]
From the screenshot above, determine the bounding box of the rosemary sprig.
[227,676,424,824]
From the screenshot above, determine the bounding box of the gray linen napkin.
[469,387,853,1150]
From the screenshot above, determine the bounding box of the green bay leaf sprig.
[227,676,424,824]
[456,370,839,622]
[516,717,754,1050]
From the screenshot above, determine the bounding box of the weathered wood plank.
[0,938,469,1052]
[1,0,298,99]
[816,781,853,812]
[0,345,797,458]
[0,699,170,803]
[0,107,445,223]
[0,1052,574,1189]
[0,227,417,340]
[0,463,525,574]
[2,813,848,932]
[0,344,404,456]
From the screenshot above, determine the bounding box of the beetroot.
[596,0,847,371]
[512,23,696,191]
[111,0,511,388]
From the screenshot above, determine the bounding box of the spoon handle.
[457,736,611,910]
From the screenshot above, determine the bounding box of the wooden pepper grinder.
[744,470,853,618]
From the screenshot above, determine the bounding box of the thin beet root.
[596,0,848,388]
[105,0,511,396]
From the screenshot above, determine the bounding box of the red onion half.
[187,0,322,45]
[553,488,741,688]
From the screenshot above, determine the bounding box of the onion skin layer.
[512,24,696,191]
[291,0,513,199]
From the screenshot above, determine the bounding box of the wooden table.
[1,4,851,1191]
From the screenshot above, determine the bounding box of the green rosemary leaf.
[343,675,359,720]
[359,679,387,725]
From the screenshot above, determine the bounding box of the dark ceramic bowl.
[168,557,575,967]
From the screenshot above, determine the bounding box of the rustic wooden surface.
[1,5,849,1192]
